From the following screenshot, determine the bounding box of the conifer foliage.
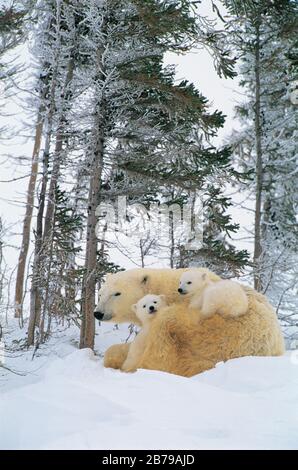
[224,0,298,337]
[6,1,255,348]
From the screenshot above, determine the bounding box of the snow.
[1,323,298,450]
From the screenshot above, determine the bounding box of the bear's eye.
[143,305,146,308]
[187,281,192,285]
[114,292,121,296]
[153,301,157,304]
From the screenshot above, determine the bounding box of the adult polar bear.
[94,268,284,377]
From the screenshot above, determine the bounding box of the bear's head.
[94,269,152,325]
[178,268,218,296]
[132,294,167,325]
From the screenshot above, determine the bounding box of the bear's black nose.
[149,305,155,312]
[94,311,104,320]
[178,288,183,294]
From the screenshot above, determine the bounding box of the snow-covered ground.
[1,322,298,450]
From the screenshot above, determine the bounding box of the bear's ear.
[131,304,137,313]
[141,275,149,284]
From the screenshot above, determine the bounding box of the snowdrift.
[1,346,298,450]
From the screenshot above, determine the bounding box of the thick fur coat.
[99,269,284,377]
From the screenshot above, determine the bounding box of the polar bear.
[94,267,219,324]
[121,294,167,373]
[95,268,284,377]
[178,269,248,318]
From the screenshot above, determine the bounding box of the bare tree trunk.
[14,8,55,319]
[14,98,46,318]
[80,127,104,350]
[28,59,74,345]
[28,78,58,342]
[43,59,74,242]
[79,35,107,350]
[27,127,52,346]
[140,239,145,268]
[169,210,175,268]
[253,20,263,292]
[39,216,55,344]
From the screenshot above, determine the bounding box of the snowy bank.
[1,346,298,450]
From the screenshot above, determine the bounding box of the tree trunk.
[169,209,175,268]
[27,122,52,346]
[43,59,74,242]
[14,98,46,318]
[140,239,145,268]
[28,59,74,345]
[13,6,56,318]
[39,214,55,344]
[253,20,263,292]
[80,125,104,350]
[80,36,107,350]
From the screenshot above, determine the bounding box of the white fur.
[179,269,248,319]
[133,294,167,324]
[121,294,167,372]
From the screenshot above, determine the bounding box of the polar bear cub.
[178,269,248,319]
[121,294,167,372]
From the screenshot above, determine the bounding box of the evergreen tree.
[33,187,83,344]
[14,1,55,321]
[27,0,86,343]
[0,3,25,74]
[177,185,249,276]
[224,0,298,334]
[72,0,247,348]
[0,2,26,132]
[14,0,249,348]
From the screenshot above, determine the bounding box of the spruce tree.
[0,3,26,131]
[0,3,25,71]
[224,0,298,334]
[71,0,248,348]
[14,0,250,348]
